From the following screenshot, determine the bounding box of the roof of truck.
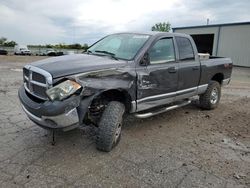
[113,31,190,37]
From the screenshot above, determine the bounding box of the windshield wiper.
[94,50,118,60]
[85,50,92,54]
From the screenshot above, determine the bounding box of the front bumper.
[18,85,81,130]
[21,104,79,130]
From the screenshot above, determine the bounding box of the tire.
[96,101,125,152]
[199,81,221,110]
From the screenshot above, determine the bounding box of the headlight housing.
[46,80,81,101]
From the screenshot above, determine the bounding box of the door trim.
[131,84,208,112]
[137,86,197,103]
[137,91,175,103]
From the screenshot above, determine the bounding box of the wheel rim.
[114,123,122,143]
[210,88,218,104]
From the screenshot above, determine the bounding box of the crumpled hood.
[31,54,127,78]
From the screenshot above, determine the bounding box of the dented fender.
[72,68,136,95]
[69,68,137,121]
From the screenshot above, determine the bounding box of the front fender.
[73,68,136,122]
[74,68,136,99]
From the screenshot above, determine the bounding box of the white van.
[14,45,31,55]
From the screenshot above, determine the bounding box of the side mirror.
[140,52,150,66]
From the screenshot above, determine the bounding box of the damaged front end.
[19,66,136,131]
[72,68,136,126]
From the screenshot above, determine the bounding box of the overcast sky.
[0,0,250,45]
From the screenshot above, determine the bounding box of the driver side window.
[149,38,175,64]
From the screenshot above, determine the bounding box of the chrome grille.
[32,72,46,83]
[23,65,52,100]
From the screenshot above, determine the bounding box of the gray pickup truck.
[18,32,232,151]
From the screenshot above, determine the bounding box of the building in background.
[173,22,250,67]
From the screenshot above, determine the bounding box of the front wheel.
[199,81,221,110]
[96,101,125,152]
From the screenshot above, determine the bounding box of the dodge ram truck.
[18,32,233,151]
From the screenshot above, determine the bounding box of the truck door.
[136,37,178,111]
[175,36,201,100]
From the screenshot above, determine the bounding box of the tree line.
[0,37,89,50]
[0,37,17,47]
[29,43,89,50]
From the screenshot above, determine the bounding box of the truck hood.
[31,54,127,78]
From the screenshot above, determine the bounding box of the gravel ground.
[0,55,249,188]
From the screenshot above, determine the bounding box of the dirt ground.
[0,55,249,188]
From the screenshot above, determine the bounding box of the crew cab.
[18,32,232,151]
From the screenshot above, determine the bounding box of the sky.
[0,0,250,45]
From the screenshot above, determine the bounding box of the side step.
[134,100,191,118]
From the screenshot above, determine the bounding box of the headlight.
[46,80,81,101]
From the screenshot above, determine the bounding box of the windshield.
[88,33,150,60]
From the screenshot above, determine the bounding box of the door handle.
[168,66,177,73]
[192,66,199,70]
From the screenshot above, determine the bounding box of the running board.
[134,100,191,118]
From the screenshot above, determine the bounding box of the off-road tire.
[199,81,221,110]
[96,101,125,152]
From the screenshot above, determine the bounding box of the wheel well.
[211,73,224,84]
[93,89,132,112]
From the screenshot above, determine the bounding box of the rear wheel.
[199,81,221,110]
[96,101,125,152]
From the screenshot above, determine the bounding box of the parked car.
[46,49,57,56]
[47,50,64,56]
[36,49,64,56]
[0,49,8,55]
[18,32,232,152]
[56,51,64,56]
[14,45,31,55]
[64,50,75,55]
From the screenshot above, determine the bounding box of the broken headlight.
[46,80,81,101]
